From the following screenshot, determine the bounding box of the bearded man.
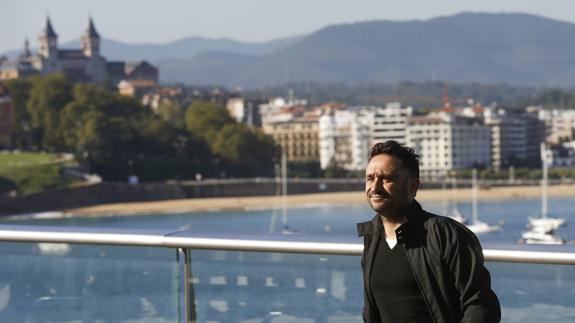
[357,140,501,323]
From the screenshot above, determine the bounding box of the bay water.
[0,197,574,322]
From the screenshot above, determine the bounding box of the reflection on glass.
[188,250,362,322]
[489,262,575,323]
[0,243,179,322]
[187,250,575,323]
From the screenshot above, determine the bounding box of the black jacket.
[357,200,501,323]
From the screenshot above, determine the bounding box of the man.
[357,140,501,323]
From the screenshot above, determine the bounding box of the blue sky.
[1,0,574,54]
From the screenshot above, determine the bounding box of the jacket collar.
[357,199,428,239]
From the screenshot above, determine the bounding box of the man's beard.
[367,193,410,219]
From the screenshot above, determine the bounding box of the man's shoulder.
[423,211,478,241]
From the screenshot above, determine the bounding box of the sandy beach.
[64,184,575,217]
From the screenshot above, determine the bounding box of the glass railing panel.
[0,243,179,322]
[186,249,575,323]
[187,249,362,322]
[488,261,575,323]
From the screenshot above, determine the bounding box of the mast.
[472,169,478,225]
[542,156,548,219]
[281,150,288,227]
[268,162,281,234]
[441,179,448,216]
[451,176,458,214]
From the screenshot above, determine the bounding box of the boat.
[520,226,565,245]
[528,218,565,231]
[449,208,468,225]
[447,177,468,224]
[465,169,502,234]
[527,152,566,230]
[269,151,302,235]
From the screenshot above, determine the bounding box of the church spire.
[23,38,31,57]
[38,16,58,58]
[81,16,100,57]
[41,16,58,38]
[84,16,100,38]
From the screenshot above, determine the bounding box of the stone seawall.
[0,179,363,215]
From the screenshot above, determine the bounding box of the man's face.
[365,154,419,217]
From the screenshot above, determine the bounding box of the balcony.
[0,225,574,322]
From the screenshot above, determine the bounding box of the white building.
[537,108,575,143]
[258,96,308,123]
[319,109,370,170]
[484,107,545,169]
[406,112,491,179]
[541,141,575,168]
[369,102,413,146]
[225,97,261,127]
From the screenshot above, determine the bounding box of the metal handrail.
[0,224,574,265]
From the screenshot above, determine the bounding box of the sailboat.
[527,151,566,231]
[268,151,301,235]
[465,169,502,234]
[447,177,467,224]
[520,225,565,245]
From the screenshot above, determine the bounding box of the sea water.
[0,197,573,322]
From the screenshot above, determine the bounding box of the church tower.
[38,16,58,58]
[22,38,31,58]
[81,17,100,57]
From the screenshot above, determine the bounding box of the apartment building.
[262,115,320,162]
[318,108,370,170]
[484,107,545,169]
[407,113,491,179]
[369,102,413,146]
[537,108,575,144]
[226,97,263,128]
[541,141,575,168]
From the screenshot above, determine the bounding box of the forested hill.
[157,13,575,88]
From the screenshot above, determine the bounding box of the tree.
[60,84,142,159]
[60,84,217,181]
[26,74,72,150]
[185,101,234,144]
[211,124,279,177]
[4,78,33,149]
[157,100,184,128]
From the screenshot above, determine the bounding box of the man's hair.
[369,140,420,178]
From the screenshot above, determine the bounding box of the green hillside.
[0,152,79,195]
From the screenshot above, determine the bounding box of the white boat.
[466,169,502,234]
[447,177,468,224]
[269,151,302,235]
[527,148,566,230]
[528,217,566,231]
[520,226,565,245]
[449,208,468,225]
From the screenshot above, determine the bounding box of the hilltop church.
[0,17,158,88]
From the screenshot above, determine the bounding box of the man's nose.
[371,177,383,191]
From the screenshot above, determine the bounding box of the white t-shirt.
[386,238,398,249]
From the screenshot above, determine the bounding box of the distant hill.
[4,13,575,88]
[2,35,303,61]
[156,13,575,88]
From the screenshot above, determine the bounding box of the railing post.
[178,248,197,323]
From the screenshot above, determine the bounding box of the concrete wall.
[0,179,363,215]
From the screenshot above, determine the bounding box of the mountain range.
[4,13,575,88]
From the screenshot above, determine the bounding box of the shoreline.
[61,184,575,217]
